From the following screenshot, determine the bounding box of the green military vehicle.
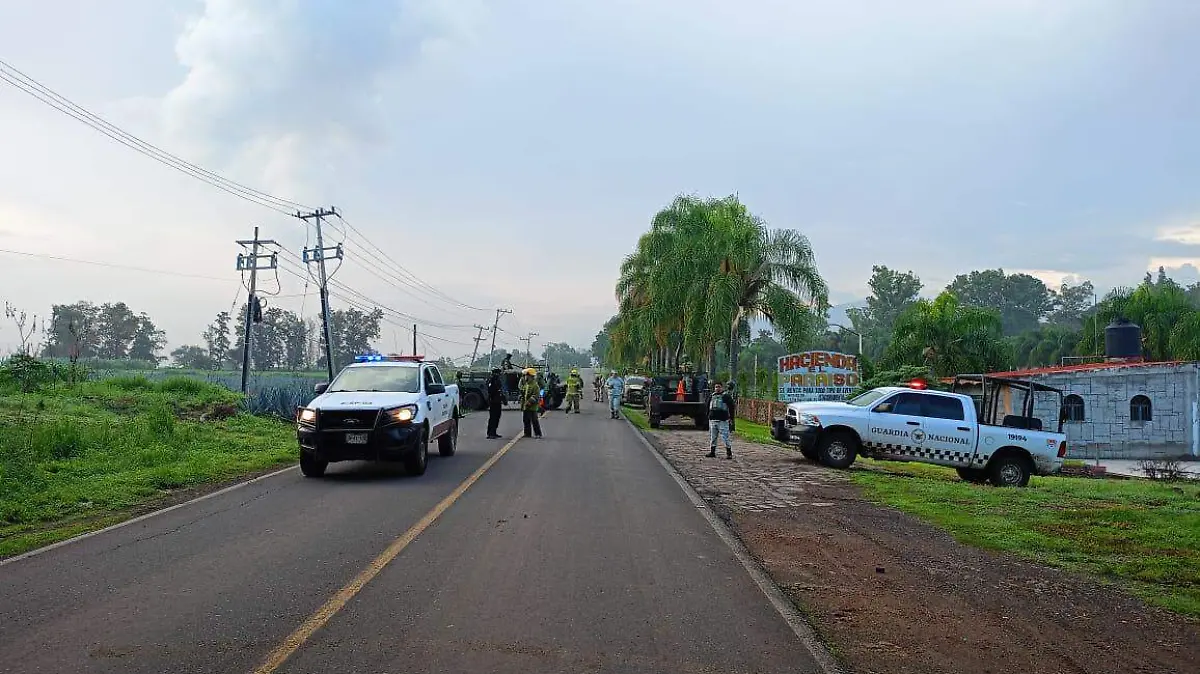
[646,372,712,429]
[454,367,566,411]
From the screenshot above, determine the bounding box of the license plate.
[345,432,369,445]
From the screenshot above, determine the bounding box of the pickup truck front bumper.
[298,424,423,463]
[771,420,820,452]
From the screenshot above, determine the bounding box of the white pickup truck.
[771,376,1067,487]
[295,355,460,477]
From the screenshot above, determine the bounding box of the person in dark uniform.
[486,368,504,439]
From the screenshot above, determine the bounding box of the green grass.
[636,412,1200,620]
[0,377,295,557]
[851,460,1200,619]
[624,407,651,430]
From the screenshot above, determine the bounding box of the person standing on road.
[706,381,735,459]
[605,370,624,419]
[564,368,584,413]
[519,368,543,438]
[486,368,504,439]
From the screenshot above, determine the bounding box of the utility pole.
[413,323,418,356]
[470,324,489,367]
[486,308,512,369]
[299,207,342,380]
[235,227,278,394]
[543,342,552,377]
[520,332,539,367]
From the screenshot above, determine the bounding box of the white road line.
[623,418,844,674]
[0,465,299,567]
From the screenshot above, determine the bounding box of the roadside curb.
[0,464,298,567]
[621,417,844,674]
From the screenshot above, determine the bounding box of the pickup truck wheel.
[817,431,857,469]
[462,391,483,411]
[988,454,1031,487]
[438,418,458,457]
[694,416,709,430]
[299,452,327,478]
[406,428,429,476]
[650,415,661,429]
[799,446,819,462]
[956,467,988,484]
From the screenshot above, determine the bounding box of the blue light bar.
[354,354,386,362]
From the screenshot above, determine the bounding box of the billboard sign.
[778,351,860,402]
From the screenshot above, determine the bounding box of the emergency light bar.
[354,354,425,363]
[908,379,928,390]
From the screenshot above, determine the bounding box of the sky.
[3,0,1200,359]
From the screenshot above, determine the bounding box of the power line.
[0,58,310,215]
[0,247,231,281]
[335,213,488,312]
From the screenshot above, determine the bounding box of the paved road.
[0,399,823,673]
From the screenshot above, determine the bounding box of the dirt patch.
[645,429,1200,674]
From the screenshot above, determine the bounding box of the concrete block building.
[986,361,1200,460]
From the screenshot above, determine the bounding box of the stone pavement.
[645,427,847,512]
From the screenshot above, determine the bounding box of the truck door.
[430,366,451,423]
[423,367,446,430]
[867,392,925,453]
[917,394,976,466]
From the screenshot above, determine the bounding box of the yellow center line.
[252,433,524,674]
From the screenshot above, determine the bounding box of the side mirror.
[427,383,447,395]
[873,402,893,414]
[314,383,329,395]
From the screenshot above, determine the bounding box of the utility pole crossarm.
[299,207,340,379]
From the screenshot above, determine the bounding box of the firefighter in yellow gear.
[564,368,584,413]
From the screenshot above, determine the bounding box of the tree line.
[595,193,1200,390]
[3,299,385,372]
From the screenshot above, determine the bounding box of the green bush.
[157,376,209,396]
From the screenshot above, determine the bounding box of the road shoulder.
[635,421,1200,674]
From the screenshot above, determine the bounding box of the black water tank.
[1105,318,1142,359]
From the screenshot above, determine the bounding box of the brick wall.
[736,398,788,426]
[1025,363,1199,460]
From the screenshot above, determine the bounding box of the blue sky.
[2,1,1200,357]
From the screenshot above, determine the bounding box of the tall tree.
[1008,326,1079,368]
[128,313,166,363]
[884,292,1010,377]
[43,302,99,358]
[946,269,1055,335]
[94,302,140,359]
[1046,279,1095,329]
[202,311,233,369]
[845,265,922,359]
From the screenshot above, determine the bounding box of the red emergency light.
[908,379,928,390]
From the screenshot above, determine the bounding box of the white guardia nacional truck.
[295,355,460,478]
[771,375,1067,487]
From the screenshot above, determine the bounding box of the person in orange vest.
[675,378,686,401]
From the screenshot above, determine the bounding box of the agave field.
[90,368,324,419]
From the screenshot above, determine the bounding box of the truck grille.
[319,409,379,430]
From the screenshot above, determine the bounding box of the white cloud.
[1155,223,1200,246]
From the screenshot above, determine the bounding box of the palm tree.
[1077,282,1198,360]
[884,292,1009,377]
[695,197,828,384]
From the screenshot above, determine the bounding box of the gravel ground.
[643,423,1200,674]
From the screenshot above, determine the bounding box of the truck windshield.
[846,389,889,407]
[328,367,421,393]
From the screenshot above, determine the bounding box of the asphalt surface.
[0,398,823,673]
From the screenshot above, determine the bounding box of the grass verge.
[0,376,295,558]
[641,413,1200,619]
[850,460,1200,619]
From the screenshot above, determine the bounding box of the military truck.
[453,368,566,410]
[646,372,712,429]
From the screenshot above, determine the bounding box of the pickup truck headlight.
[296,408,317,426]
[385,405,418,424]
[796,413,822,427]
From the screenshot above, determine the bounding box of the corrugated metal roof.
[985,360,1190,378]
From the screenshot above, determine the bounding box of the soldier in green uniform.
[519,368,543,438]
[564,368,584,413]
